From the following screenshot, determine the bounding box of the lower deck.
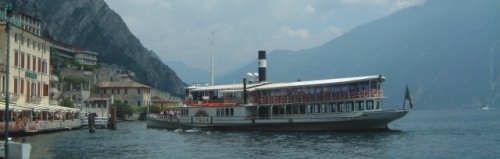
[147,108,409,131]
[175,98,385,121]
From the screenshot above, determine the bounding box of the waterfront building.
[13,12,41,36]
[150,89,181,110]
[0,10,41,36]
[96,80,152,107]
[151,89,170,99]
[51,41,98,66]
[48,75,60,105]
[151,96,180,110]
[0,21,51,108]
[95,64,135,83]
[0,21,80,134]
[95,80,151,120]
[56,67,95,107]
[83,94,112,118]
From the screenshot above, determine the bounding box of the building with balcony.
[51,41,98,66]
[151,96,180,110]
[0,21,51,106]
[0,9,42,36]
[0,21,80,134]
[83,94,112,118]
[96,80,152,107]
[150,89,181,110]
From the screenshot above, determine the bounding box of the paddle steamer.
[147,51,409,131]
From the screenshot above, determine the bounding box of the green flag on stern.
[405,85,413,109]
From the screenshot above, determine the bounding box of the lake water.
[18,109,500,159]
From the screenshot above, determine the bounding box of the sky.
[104,0,425,77]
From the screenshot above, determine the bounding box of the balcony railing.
[28,96,42,104]
[255,89,384,105]
[49,99,59,105]
[0,93,19,102]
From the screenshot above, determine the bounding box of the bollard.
[108,106,117,130]
[88,113,96,133]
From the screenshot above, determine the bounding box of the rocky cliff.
[16,0,186,96]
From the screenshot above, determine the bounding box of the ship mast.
[210,32,214,86]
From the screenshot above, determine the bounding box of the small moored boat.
[0,140,31,159]
[481,105,490,110]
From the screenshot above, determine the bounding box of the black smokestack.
[258,50,266,82]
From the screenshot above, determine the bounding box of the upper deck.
[184,75,385,107]
[184,82,270,107]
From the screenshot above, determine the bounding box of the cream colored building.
[0,21,51,106]
[14,13,42,36]
[97,80,152,107]
[0,10,41,36]
[0,14,80,134]
[151,96,180,110]
[51,42,98,66]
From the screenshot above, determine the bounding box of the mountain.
[165,61,210,85]
[16,0,186,96]
[221,0,500,109]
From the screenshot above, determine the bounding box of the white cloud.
[104,0,426,78]
[338,0,425,11]
[280,26,311,39]
[392,0,425,11]
[123,0,171,8]
[314,26,344,45]
[305,4,316,13]
[327,26,343,36]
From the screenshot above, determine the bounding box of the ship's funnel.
[258,50,266,82]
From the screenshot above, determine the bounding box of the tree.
[138,105,162,114]
[60,97,74,107]
[63,76,87,85]
[113,100,134,119]
[138,105,162,120]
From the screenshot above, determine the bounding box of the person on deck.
[169,110,174,120]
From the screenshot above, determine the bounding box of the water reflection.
[24,125,408,159]
[174,129,406,159]
[19,109,500,159]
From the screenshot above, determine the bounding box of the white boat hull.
[0,141,31,159]
[147,109,409,131]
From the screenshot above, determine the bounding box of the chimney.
[258,50,266,82]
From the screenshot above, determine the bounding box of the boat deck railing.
[183,98,244,107]
[255,89,383,105]
[184,90,383,107]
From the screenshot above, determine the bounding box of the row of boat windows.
[187,81,381,102]
[179,108,223,116]
[174,108,235,117]
[177,100,380,117]
[216,108,234,117]
[254,81,379,97]
[179,109,189,116]
[272,100,381,115]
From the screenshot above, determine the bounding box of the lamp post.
[2,2,13,158]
